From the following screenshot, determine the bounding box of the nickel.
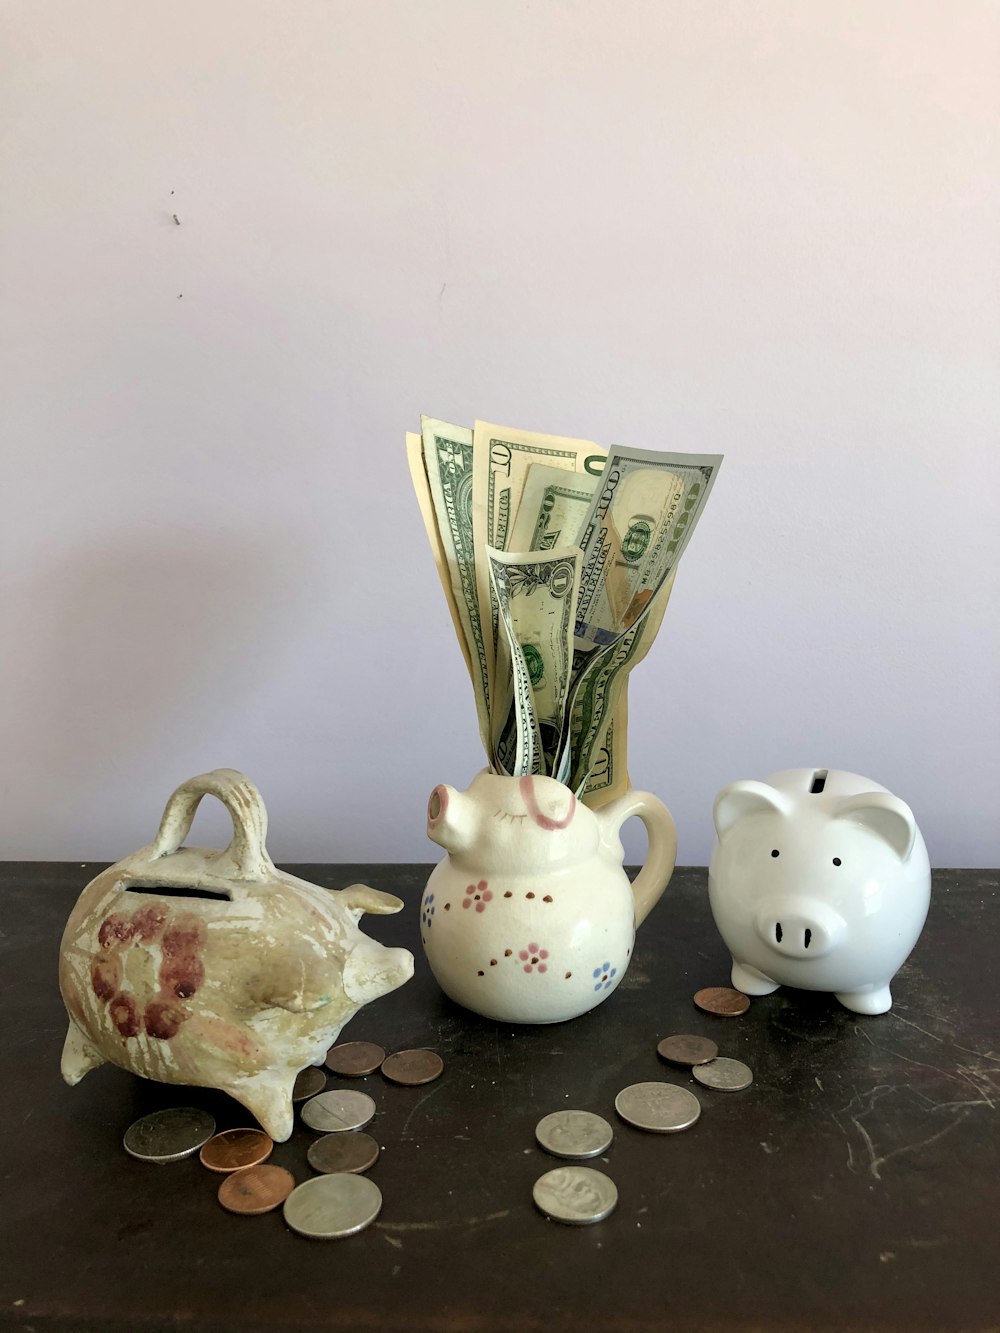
[614,1081,701,1133]
[301,1090,376,1133]
[218,1164,295,1215]
[292,1066,327,1101]
[325,1041,386,1077]
[200,1128,273,1173]
[533,1166,618,1225]
[692,1057,754,1092]
[283,1173,382,1238]
[381,1049,444,1086]
[657,1034,718,1067]
[535,1110,613,1160]
[307,1132,380,1175]
[123,1107,216,1163]
[693,986,750,1017]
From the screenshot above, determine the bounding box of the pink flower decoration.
[463,880,493,912]
[518,942,549,974]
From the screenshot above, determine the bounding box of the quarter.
[535,1110,613,1160]
[325,1041,386,1077]
[533,1166,618,1225]
[200,1128,273,1173]
[283,1173,382,1239]
[693,987,750,1017]
[123,1107,216,1163]
[307,1132,380,1175]
[218,1164,295,1215]
[692,1057,754,1092]
[381,1049,444,1086]
[300,1090,376,1133]
[292,1066,327,1101]
[614,1081,701,1133]
[657,1034,718,1066]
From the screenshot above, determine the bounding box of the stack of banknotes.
[408,418,723,808]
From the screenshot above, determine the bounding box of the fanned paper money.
[409,417,722,806]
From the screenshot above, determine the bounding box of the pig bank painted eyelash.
[493,809,528,824]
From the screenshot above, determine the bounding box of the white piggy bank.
[708,769,930,1015]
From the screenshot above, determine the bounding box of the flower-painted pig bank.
[421,771,677,1024]
[708,768,930,1015]
[59,769,413,1140]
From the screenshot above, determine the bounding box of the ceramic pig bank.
[59,769,413,1140]
[708,768,930,1015]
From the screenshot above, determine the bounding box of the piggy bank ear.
[713,781,789,840]
[833,792,917,861]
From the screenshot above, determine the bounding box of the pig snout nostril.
[775,922,782,944]
[803,928,812,950]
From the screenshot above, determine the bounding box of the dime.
[307,1132,380,1175]
[692,1057,754,1092]
[533,1166,618,1225]
[381,1049,444,1086]
[535,1110,613,1160]
[614,1081,701,1133]
[300,1090,376,1133]
[292,1066,327,1101]
[657,1034,719,1067]
[693,987,750,1017]
[325,1041,386,1077]
[218,1164,295,1215]
[123,1107,216,1163]
[283,1173,382,1239]
[200,1128,273,1173]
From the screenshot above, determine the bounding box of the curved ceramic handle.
[149,768,273,882]
[597,789,677,927]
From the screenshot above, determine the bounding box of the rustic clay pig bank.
[708,768,930,1015]
[59,769,413,1140]
[421,771,677,1024]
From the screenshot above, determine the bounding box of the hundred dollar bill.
[486,544,583,777]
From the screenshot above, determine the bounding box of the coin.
[283,1173,382,1238]
[123,1107,216,1163]
[325,1041,386,1077]
[200,1128,273,1173]
[535,1110,614,1160]
[381,1049,444,1086]
[218,1164,295,1215]
[614,1081,701,1133]
[300,1090,376,1133]
[692,1057,754,1092]
[533,1166,618,1225]
[657,1034,719,1066]
[693,986,750,1017]
[292,1066,327,1101]
[307,1132,380,1175]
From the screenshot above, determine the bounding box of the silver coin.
[283,1173,382,1239]
[300,1090,376,1133]
[123,1107,216,1163]
[614,1081,701,1133]
[535,1110,614,1160]
[291,1066,327,1101]
[533,1166,618,1225]
[692,1057,754,1092]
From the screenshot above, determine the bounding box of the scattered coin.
[693,986,750,1017]
[533,1166,618,1225]
[692,1057,754,1092]
[381,1049,444,1086]
[123,1107,216,1163]
[200,1128,273,1173]
[300,1090,376,1133]
[283,1173,383,1238]
[325,1041,386,1077]
[657,1034,719,1067]
[218,1164,295,1215]
[292,1066,327,1101]
[307,1132,380,1175]
[535,1110,614,1160]
[614,1082,701,1133]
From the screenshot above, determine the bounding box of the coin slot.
[809,770,828,794]
[803,928,812,950]
[124,883,231,901]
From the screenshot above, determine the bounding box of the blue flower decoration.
[421,893,436,929]
[592,961,617,992]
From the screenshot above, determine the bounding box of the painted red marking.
[91,955,121,1002]
[519,776,576,831]
[98,914,133,948]
[160,955,205,1000]
[109,993,140,1038]
[130,902,169,942]
[161,916,205,957]
[143,1000,186,1040]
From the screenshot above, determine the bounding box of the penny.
[535,1110,614,1160]
[200,1128,273,1173]
[657,1034,719,1067]
[307,1132,380,1175]
[693,986,750,1017]
[533,1166,618,1225]
[614,1081,701,1133]
[381,1049,444,1086]
[283,1173,382,1239]
[292,1066,327,1101]
[218,1164,295,1215]
[692,1057,754,1092]
[300,1090,376,1133]
[325,1041,386,1077]
[123,1107,216,1163]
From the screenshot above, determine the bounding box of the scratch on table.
[376,1210,510,1233]
[399,1081,447,1141]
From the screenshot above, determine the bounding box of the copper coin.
[218,1164,295,1215]
[307,1131,380,1175]
[381,1049,444,1086]
[200,1128,273,1173]
[693,987,750,1017]
[292,1066,327,1101]
[325,1041,386,1077]
[657,1034,719,1066]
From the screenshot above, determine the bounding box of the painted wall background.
[2,0,997,867]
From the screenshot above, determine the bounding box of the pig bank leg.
[835,984,893,1016]
[731,961,779,996]
[227,1073,295,1143]
[61,1021,106,1084]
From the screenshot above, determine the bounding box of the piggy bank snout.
[752,895,846,961]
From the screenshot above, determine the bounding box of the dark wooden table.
[2,864,998,1332]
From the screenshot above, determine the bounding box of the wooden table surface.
[1,864,998,1333]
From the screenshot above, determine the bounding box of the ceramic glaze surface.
[708,768,930,1015]
[421,771,677,1024]
[59,769,413,1140]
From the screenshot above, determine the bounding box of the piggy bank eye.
[770,849,780,858]
[832,857,842,866]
